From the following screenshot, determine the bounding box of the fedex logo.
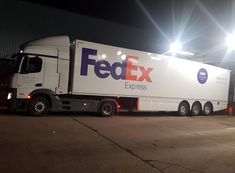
[80,48,153,82]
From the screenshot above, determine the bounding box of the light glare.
[121,54,126,60]
[170,42,182,53]
[101,54,107,59]
[117,51,122,56]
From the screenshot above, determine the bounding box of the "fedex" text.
[80,48,153,82]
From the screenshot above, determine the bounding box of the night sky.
[23,1,234,29]
[23,0,235,56]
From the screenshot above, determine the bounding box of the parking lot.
[1,112,235,173]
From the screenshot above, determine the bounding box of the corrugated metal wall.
[0,0,165,58]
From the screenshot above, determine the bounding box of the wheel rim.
[180,106,186,114]
[102,104,112,115]
[204,106,210,114]
[35,102,45,113]
[193,106,199,114]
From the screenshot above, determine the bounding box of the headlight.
[7,93,13,100]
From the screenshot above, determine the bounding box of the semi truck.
[0,36,231,116]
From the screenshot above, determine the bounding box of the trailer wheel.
[99,102,115,117]
[191,102,202,116]
[203,102,213,115]
[29,96,49,116]
[178,101,190,116]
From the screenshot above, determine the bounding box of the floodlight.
[226,33,235,50]
[170,42,182,54]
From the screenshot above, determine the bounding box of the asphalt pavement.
[1,112,235,173]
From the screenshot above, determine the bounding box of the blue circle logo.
[197,68,208,84]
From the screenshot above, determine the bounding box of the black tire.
[99,102,115,117]
[178,102,190,116]
[28,96,49,116]
[191,102,202,116]
[203,102,213,115]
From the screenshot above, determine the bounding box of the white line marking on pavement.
[226,127,235,130]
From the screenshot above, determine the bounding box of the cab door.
[16,55,44,99]
[42,56,59,92]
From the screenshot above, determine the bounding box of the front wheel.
[28,96,50,116]
[99,102,115,117]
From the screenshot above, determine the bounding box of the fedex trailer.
[0,36,230,116]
